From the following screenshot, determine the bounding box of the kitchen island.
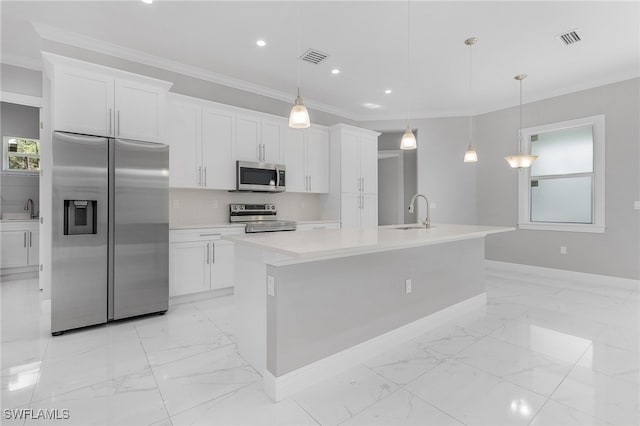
[223,224,513,401]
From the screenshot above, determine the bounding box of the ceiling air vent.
[300,49,329,65]
[557,29,582,46]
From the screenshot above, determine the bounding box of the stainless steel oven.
[236,161,286,192]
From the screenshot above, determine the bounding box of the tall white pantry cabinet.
[327,124,380,229]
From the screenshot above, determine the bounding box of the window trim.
[2,136,41,175]
[517,115,605,233]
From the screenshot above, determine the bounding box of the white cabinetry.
[327,124,380,229]
[168,96,235,189]
[0,222,39,269]
[45,53,171,142]
[236,114,262,162]
[260,117,284,163]
[168,227,243,297]
[282,126,329,193]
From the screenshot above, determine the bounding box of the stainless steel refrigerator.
[51,131,169,335]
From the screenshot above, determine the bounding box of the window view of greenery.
[3,137,40,172]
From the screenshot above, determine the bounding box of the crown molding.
[0,52,42,71]
[30,21,364,121]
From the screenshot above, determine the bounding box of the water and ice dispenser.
[63,200,97,235]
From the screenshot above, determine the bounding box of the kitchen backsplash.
[169,189,326,228]
[0,174,39,217]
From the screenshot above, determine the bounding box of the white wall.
[1,64,42,97]
[378,154,403,225]
[360,117,477,225]
[476,78,640,280]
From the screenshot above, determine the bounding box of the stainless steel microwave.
[236,161,286,192]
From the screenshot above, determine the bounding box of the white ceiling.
[1,1,638,121]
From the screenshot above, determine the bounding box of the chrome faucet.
[408,193,431,229]
[24,198,36,219]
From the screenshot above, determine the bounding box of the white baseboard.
[262,292,487,402]
[485,260,640,290]
[169,286,233,306]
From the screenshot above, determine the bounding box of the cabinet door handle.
[206,243,210,264]
[362,178,365,192]
[204,167,207,187]
[109,108,112,135]
[198,166,202,186]
[211,243,215,264]
[29,232,32,247]
[23,232,27,248]
[199,233,221,237]
[117,110,120,136]
[309,176,312,192]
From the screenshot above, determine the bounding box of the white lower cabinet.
[0,222,39,269]
[169,227,243,297]
[341,193,378,229]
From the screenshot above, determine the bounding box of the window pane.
[531,176,592,223]
[28,157,40,170]
[530,125,593,176]
[17,138,40,154]
[8,155,28,170]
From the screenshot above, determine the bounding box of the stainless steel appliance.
[229,203,296,233]
[236,161,286,192]
[51,132,169,335]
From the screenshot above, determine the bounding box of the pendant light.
[400,0,417,150]
[463,37,478,163]
[288,5,310,129]
[504,74,537,168]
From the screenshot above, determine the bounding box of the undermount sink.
[392,225,435,230]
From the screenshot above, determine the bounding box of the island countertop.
[223,223,514,260]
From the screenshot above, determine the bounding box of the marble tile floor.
[1,270,638,426]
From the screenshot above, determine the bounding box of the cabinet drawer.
[169,226,245,243]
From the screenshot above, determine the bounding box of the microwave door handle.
[276,166,280,188]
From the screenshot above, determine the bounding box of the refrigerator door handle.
[109,109,112,136]
[117,110,120,136]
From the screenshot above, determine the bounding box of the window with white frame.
[518,115,605,233]
[2,136,41,173]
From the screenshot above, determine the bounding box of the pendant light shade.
[400,126,417,150]
[464,145,478,162]
[289,90,310,128]
[504,74,537,168]
[289,4,310,129]
[400,0,417,150]
[463,37,478,163]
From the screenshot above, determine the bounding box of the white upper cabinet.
[305,126,330,193]
[168,100,201,188]
[260,117,284,164]
[359,135,379,195]
[235,113,261,162]
[114,79,165,142]
[282,127,306,193]
[53,67,114,137]
[45,53,172,142]
[282,125,329,194]
[340,131,361,194]
[202,106,235,189]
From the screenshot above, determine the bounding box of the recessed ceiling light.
[331,68,340,75]
[141,0,153,4]
[256,40,266,47]
[363,102,382,109]
[384,89,392,94]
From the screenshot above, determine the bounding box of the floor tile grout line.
[292,398,322,425]
[400,384,469,426]
[133,323,173,424]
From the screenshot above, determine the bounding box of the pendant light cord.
[468,41,473,146]
[406,0,411,125]
[518,78,523,153]
[297,3,301,95]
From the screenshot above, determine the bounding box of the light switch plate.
[267,276,275,296]
[405,279,412,294]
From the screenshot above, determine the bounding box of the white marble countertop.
[223,223,514,260]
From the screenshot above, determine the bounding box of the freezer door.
[112,139,169,319]
[51,132,109,333]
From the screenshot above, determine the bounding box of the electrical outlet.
[267,275,275,296]
[560,246,567,255]
[405,279,412,294]
[172,200,180,209]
